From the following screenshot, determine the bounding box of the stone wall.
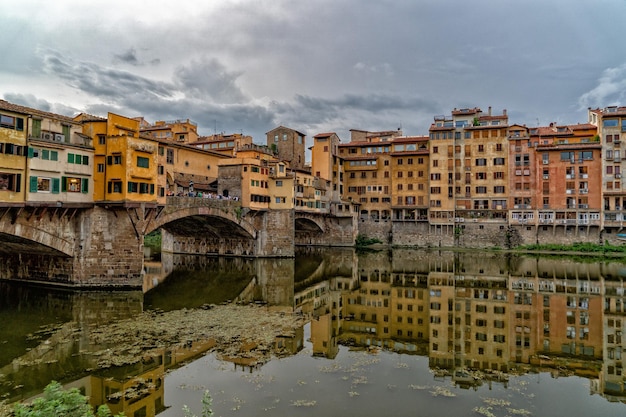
[0,206,143,288]
[357,218,392,243]
[254,209,295,256]
[73,206,144,288]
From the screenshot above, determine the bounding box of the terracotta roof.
[392,135,429,143]
[314,132,336,138]
[0,99,75,123]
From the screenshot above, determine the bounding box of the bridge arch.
[295,216,325,234]
[146,204,257,239]
[0,224,74,256]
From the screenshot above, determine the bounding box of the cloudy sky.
[1,0,626,150]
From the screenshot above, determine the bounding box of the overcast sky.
[2,0,626,149]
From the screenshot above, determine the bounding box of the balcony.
[566,189,574,194]
[579,204,589,209]
[616,174,622,179]
[579,173,588,179]
[579,188,589,194]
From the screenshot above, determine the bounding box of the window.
[476,158,487,166]
[137,156,150,168]
[63,177,87,193]
[98,134,106,145]
[29,176,60,194]
[0,173,21,192]
[0,114,24,131]
[107,155,122,165]
[493,157,505,165]
[108,181,123,193]
[166,149,174,164]
[98,163,105,173]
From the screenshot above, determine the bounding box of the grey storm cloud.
[174,58,247,104]
[113,48,140,66]
[4,0,626,144]
[42,50,174,100]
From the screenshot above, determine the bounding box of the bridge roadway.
[0,197,357,288]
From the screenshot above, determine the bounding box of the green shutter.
[29,176,38,193]
[27,147,34,158]
[62,125,70,142]
[61,176,67,192]
[51,150,58,161]
[15,174,21,193]
[42,149,49,160]
[52,178,60,194]
[68,153,75,164]
[81,178,88,193]
[32,119,41,138]
[83,155,89,165]
[150,184,155,194]
[128,182,133,193]
[107,156,112,165]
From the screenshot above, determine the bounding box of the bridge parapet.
[163,196,241,214]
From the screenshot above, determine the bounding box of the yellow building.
[390,136,430,221]
[139,118,199,144]
[155,140,227,202]
[191,132,253,156]
[79,113,158,205]
[428,107,509,224]
[0,100,28,204]
[311,132,344,202]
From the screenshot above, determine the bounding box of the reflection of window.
[38,177,51,192]
[0,114,24,130]
[108,181,123,193]
[66,177,81,193]
[0,173,20,191]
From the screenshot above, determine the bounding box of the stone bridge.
[0,197,357,288]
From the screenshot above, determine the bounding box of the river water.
[1,248,626,417]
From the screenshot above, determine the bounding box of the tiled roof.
[0,99,75,123]
[314,132,335,138]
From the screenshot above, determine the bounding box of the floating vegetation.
[430,386,456,397]
[351,375,368,386]
[408,384,430,390]
[507,407,532,415]
[291,400,317,407]
[473,406,496,417]
[482,397,511,407]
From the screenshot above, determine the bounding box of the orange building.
[588,106,626,232]
[428,107,509,225]
[530,123,601,227]
[140,118,199,144]
[191,132,253,156]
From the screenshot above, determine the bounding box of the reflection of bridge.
[0,197,356,287]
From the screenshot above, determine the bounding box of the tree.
[12,381,120,417]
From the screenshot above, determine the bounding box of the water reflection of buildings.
[302,250,626,403]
